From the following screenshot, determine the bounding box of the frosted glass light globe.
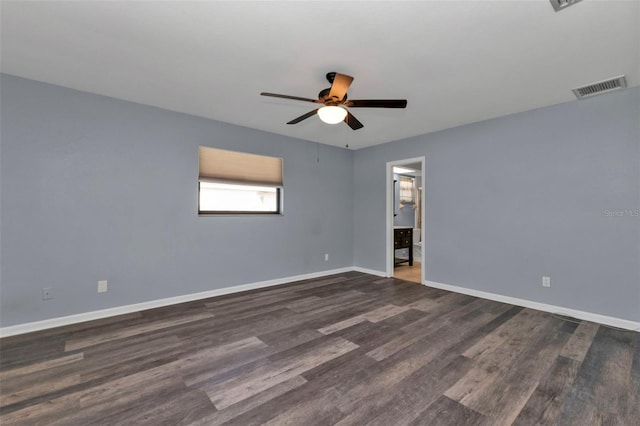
[318,106,347,124]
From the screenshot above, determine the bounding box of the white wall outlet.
[98,280,108,293]
[324,253,329,261]
[542,276,551,288]
[42,287,53,300]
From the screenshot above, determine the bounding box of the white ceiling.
[1,1,638,150]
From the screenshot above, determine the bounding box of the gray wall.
[354,87,639,322]
[2,74,638,327]
[0,74,354,327]
[393,174,415,228]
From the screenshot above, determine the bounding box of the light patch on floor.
[394,261,422,283]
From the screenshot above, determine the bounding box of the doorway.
[386,157,425,283]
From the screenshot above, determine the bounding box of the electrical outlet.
[98,280,108,293]
[324,253,329,261]
[542,276,551,288]
[42,287,53,300]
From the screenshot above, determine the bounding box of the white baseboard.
[352,267,387,278]
[424,280,640,331]
[0,267,353,338]
[3,268,637,338]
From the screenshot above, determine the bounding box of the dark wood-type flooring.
[1,272,638,425]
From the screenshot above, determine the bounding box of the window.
[398,176,414,203]
[199,182,279,213]
[198,146,283,214]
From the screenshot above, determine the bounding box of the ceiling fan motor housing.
[319,87,346,104]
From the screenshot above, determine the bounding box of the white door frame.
[386,156,426,282]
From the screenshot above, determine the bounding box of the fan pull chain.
[345,125,350,149]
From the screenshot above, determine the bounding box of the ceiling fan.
[260,72,407,130]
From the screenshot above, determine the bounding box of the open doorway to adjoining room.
[386,157,425,284]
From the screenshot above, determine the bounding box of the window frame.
[197,180,283,215]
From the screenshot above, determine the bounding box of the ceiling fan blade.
[287,109,319,124]
[261,92,320,103]
[344,111,364,130]
[328,73,354,101]
[346,99,407,108]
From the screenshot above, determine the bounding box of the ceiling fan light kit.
[318,106,347,124]
[261,72,407,130]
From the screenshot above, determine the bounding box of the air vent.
[550,0,583,12]
[572,76,627,100]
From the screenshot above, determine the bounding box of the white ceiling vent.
[572,76,627,100]
[550,0,583,12]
